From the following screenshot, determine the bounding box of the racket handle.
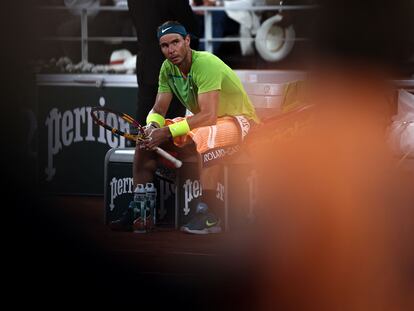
[155,147,182,168]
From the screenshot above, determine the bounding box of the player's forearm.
[188,91,219,128]
[187,110,217,129]
[155,92,173,115]
[149,105,167,118]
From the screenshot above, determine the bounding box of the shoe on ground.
[109,208,134,232]
[180,212,222,235]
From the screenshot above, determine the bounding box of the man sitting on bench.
[110,21,259,234]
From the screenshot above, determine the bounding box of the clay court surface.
[11,194,259,309]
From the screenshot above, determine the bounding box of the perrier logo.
[44,97,129,181]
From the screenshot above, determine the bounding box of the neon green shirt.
[158,50,259,123]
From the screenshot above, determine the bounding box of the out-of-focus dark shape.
[309,0,414,77]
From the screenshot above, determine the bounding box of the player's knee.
[134,148,157,170]
[144,159,157,171]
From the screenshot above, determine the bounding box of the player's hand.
[136,135,149,149]
[142,122,158,137]
[142,127,171,150]
[135,124,153,149]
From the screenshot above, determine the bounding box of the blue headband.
[157,24,188,40]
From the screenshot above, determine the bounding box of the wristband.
[146,113,165,128]
[168,119,190,138]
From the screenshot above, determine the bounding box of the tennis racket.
[90,107,182,168]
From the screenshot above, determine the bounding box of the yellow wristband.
[146,113,165,128]
[168,119,190,138]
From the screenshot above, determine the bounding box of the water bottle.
[145,182,157,230]
[132,184,147,233]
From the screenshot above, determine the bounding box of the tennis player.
[110,21,259,234]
